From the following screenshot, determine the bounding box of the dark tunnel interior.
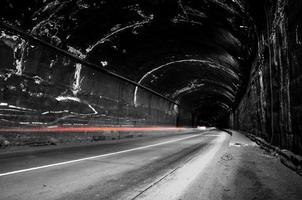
[0,0,302,155]
[0,0,258,126]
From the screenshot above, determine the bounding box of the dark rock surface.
[232,0,302,155]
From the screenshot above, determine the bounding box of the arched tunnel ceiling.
[0,0,259,126]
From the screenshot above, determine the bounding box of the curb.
[219,128,233,136]
[246,133,302,176]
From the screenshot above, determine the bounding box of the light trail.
[0,126,187,133]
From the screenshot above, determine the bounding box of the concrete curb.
[219,128,233,136]
[245,133,302,176]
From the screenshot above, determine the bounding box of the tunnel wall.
[0,25,192,132]
[232,0,302,155]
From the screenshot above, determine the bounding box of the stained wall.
[233,0,302,155]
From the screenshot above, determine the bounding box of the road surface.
[0,129,229,200]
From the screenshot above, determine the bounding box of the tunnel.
[0,1,302,160]
[1,1,302,199]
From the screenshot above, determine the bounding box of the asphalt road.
[0,129,229,200]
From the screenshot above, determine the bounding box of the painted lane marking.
[204,134,220,137]
[0,133,205,177]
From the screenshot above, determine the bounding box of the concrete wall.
[233,0,302,155]
[0,26,192,134]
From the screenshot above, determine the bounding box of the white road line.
[204,134,220,137]
[0,133,208,177]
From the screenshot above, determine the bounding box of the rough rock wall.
[233,0,302,155]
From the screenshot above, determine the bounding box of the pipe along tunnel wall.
[0,25,192,146]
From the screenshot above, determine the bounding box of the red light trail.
[0,126,186,133]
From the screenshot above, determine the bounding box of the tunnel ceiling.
[0,0,260,126]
